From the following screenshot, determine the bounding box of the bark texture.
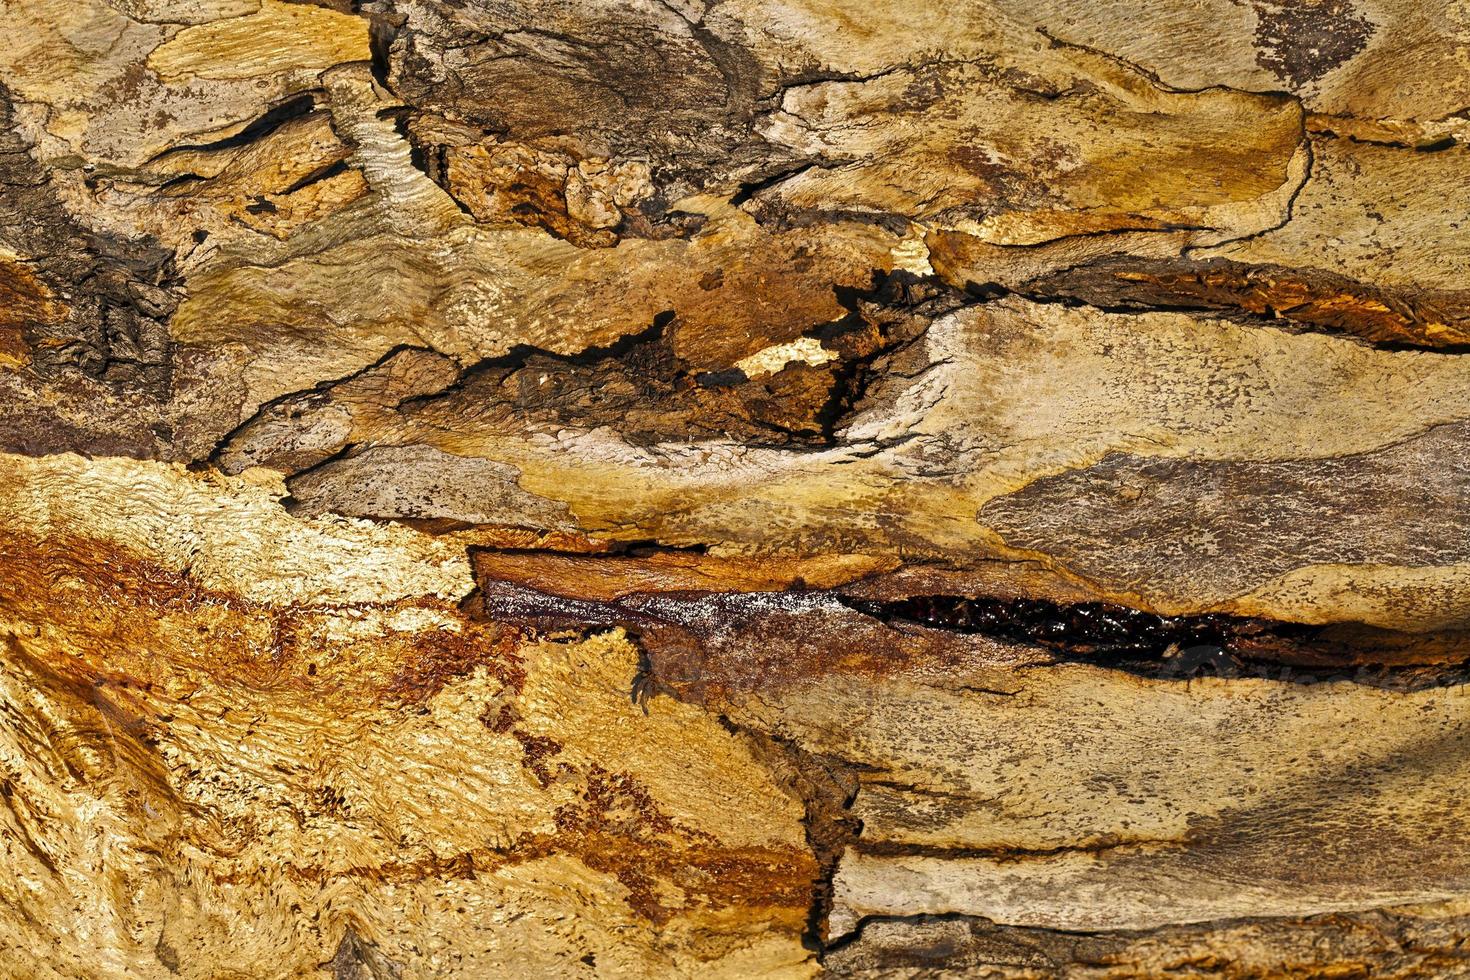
[3,1,1470,976]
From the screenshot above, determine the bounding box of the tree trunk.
[3,1,1469,976]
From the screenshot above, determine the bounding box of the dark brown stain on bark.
[1251,0,1376,87]
[1029,256,1470,349]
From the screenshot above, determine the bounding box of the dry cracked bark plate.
[3,1,1470,977]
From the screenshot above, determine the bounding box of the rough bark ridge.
[3,1,1470,977]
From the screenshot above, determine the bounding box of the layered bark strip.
[3,0,1470,977]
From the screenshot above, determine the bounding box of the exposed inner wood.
[3,0,1470,976]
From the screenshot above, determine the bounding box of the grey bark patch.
[1252,0,1375,87]
[286,443,575,529]
[0,82,185,458]
[212,346,460,475]
[330,926,402,980]
[822,908,1470,978]
[382,0,766,190]
[977,421,1470,606]
[154,932,181,973]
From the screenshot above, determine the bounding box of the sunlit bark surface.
[3,1,1470,976]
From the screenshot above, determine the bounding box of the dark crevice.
[851,836,1182,862]
[387,111,474,216]
[751,203,915,237]
[1183,120,1310,256]
[813,270,965,444]
[1034,27,1300,101]
[154,173,206,192]
[968,276,1470,355]
[1004,286,1236,319]
[994,220,1223,251]
[406,138,431,182]
[1416,135,1459,153]
[704,722,861,957]
[1311,126,1460,153]
[278,158,351,196]
[392,279,948,450]
[841,593,1311,659]
[728,159,823,207]
[838,594,1470,688]
[758,57,984,110]
[394,310,676,414]
[151,95,321,159]
[469,539,711,562]
[278,441,361,513]
[821,911,998,957]
[366,9,407,91]
[206,343,444,468]
[611,538,710,558]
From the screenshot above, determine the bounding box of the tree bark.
[3,1,1470,976]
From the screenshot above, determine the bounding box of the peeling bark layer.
[4,1,1470,976]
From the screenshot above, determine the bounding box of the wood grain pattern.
[3,1,1469,976]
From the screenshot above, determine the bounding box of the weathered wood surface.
[4,1,1470,976]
